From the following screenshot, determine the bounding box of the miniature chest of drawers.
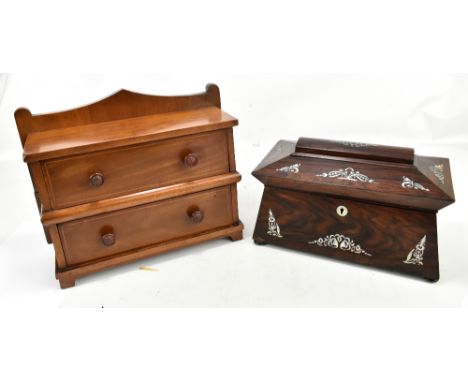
[252,137,455,281]
[15,84,243,288]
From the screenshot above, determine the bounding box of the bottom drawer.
[59,186,234,266]
[254,187,439,280]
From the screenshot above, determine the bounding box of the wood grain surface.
[23,106,237,162]
[15,84,222,147]
[56,222,244,289]
[253,140,455,211]
[43,130,229,208]
[41,172,241,225]
[295,137,414,164]
[253,187,439,280]
[59,186,234,266]
[15,83,243,288]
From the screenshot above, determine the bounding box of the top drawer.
[43,130,230,209]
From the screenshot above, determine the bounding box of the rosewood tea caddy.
[252,137,455,281]
[15,84,243,288]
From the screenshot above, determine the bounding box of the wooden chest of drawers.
[15,84,243,288]
[252,138,455,281]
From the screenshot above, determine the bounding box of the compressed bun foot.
[253,236,267,245]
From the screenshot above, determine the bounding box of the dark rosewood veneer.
[252,137,455,281]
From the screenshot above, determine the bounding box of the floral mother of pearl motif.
[276,163,301,173]
[334,140,378,148]
[316,167,375,183]
[401,176,430,192]
[309,234,372,256]
[267,209,283,238]
[403,235,426,266]
[429,164,445,184]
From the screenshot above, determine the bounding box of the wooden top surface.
[252,139,455,211]
[295,137,414,164]
[23,106,237,162]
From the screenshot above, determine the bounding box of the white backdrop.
[1,73,467,307]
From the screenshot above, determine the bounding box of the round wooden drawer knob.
[190,210,204,223]
[184,153,198,167]
[101,233,115,246]
[89,172,104,187]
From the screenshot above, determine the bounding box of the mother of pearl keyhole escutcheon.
[336,205,348,217]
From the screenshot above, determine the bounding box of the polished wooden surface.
[295,137,415,164]
[41,173,241,225]
[253,140,455,211]
[414,154,455,202]
[15,84,222,146]
[15,83,243,288]
[252,137,454,281]
[43,130,229,208]
[23,106,237,162]
[56,222,244,289]
[59,186,234,266]
[253,187,439,280]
